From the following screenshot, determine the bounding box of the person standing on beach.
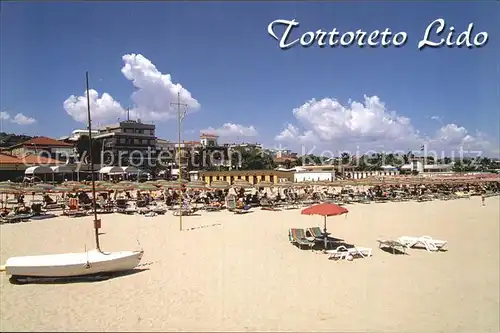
[481,190,486,206]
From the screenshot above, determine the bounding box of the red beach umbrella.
[301,203,349,249]
[301,202,348,217]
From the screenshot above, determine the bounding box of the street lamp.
[170,92,188,231]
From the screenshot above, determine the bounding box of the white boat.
[5,249,144,278]
[2,71,145,282]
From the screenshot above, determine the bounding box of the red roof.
[0,152,22,164]
[0,152,62,165]
[200,133,218,138]
[16,136,73,148]
[21,154,64,165]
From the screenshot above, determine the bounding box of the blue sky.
[1,2,499,156]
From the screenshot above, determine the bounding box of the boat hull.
[5,249,144,278]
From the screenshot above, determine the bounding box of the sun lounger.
[137,207,151,215]
[204,205,223,212]
[398,236,447,252]
[261,206,281,211]
[1,213,33,224]
[233,206,251,214]
[30,213,57,220]
[288,228,315,250]
[172,207,195,216]
[63,209,88,217]
[149,206,166,215]
[377,239,407,254]
[326,245,372,260]
[306,227,344,245]
[97,200,114,214]
[116,207,137,215]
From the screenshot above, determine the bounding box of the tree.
[452,160,463,172]
[340,152,350,165]
[231,147,275,170]
[75,136,103,164]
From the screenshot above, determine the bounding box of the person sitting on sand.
[42,194,56,205]
[236,197,245,209]
[14,204,30,215]
[0,208,10,218]
[16,193,25,204]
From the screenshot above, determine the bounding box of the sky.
[1,1,499,157]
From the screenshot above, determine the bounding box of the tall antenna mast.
[170,91,188,231]
[86,71,102,251]
[127,107,130,121]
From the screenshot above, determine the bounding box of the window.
[134,139,139,145]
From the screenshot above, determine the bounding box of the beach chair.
[306,227,344,245]
[172,205,195,216]
[288,228,315,250]
[326,245,372,261]
[97,199,114,214]
[115,198,136,214]
[376,239,407,254]
[63,198,87,217]
[398,236,447,252]
[306,226,325,239]
[0,213,33,224]
[149,205,167,215]
[233,206,251,214]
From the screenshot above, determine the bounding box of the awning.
[51,165,75,173]
[25,166,54,175]
[121,166,139,174]
[99,166,124,174]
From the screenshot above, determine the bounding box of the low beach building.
[0,152,66,182]
[199,170,294,185]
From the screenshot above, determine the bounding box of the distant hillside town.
[0,119,499,183]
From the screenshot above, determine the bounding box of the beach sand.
[1,196,499,332]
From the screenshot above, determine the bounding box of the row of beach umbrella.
[1,175,498,195]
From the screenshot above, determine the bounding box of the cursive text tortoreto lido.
[267,19,408,49]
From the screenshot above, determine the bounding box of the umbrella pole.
[324,216,328,249]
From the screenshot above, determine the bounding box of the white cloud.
[430,115,443,123]
[0,111,10,120]
[276,95,498,155]
[12,113,37,125]
[275,123,317,142]
[0,111,36,125]
[63,90,124,124]
[201,123,258,137]
[63,53,200,124]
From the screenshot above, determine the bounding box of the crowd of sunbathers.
[1,180,498,221]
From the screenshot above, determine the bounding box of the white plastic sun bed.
[326,245,372,261]
[398,236,447,252]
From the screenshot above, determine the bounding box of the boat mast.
[85,71,101,251]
